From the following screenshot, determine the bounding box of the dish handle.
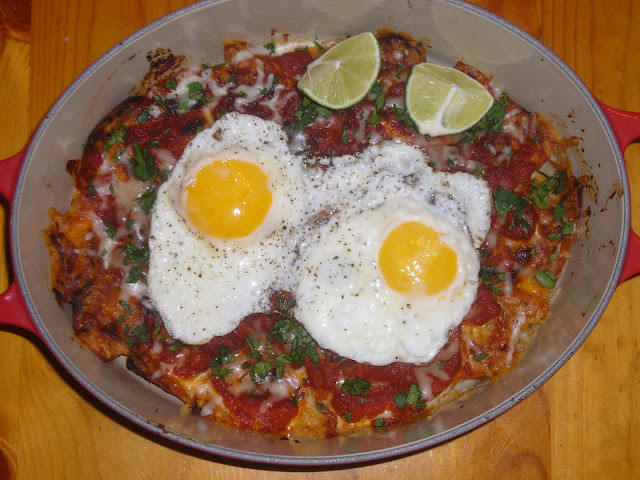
[0,149,41,337]
[598,101,640,284]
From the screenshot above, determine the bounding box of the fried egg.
[147,113,306,344]
[293,142,491,365]
[148,115,491,363]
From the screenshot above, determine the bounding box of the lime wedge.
[297,32,381,110]
[405,63,494,137]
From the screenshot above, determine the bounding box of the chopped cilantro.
[391,105,405,117]
[341,129,349,144]
[529,171,568,209]
[461,91,508,142]
[251,360,272,379]
[549,253,560,260]
[124,324,148,347]
[153,94,167,106]
[289,95,332,131]
[395,384,425,410]
[547,232,562,240]
[210,345,235,377]
[316,403,329,412]
[131,143,159,181]
[342,411,353,423]
[369,82,385,111]
[148,139,161,148]
[177,100,189,111]
[553,203,567,222]
[264,42,276,55]
[314,39,325,51]
[394,392,407,409]
[122,242,149,266]
[406,384,426,409]
[479,265,505,293]
[119,300,133,314]
[267,318,319,365]
[341,377,371,395]
[469,164,484,176]
[367,110,381,125]
[474,352,489,361]
[493,187,531,232]
[137,110,150,124]
[168,340,183,351]
[109,183,115,194]
[125,266,143,283]
[136,187,157,213]
[105,222,116,239]
[536,270,557,288]
[187,82,206,103]
[165,78,177,90]
[447,158,456,169]
[561,221,574,235]
[103,126,128,151]
[125,218,134,230]
[373,418,386,427]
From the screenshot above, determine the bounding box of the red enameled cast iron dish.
[1,0,640,466]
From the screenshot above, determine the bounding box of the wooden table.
[1,0,638,478]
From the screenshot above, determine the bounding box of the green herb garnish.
[341,377,371,395]
[536,270,557,288]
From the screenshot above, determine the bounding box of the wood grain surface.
[0,0,638,478]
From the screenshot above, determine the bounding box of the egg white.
[293,141,492,365]
[147,113,307,345]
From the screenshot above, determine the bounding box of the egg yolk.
[185,158,272,239]
[378,221,458,295]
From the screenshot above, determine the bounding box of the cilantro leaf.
[267,318,319,365]
[493,187,532,232]
[553,203,567,222]
[394,392,407,409]
[536,270,557,288]
[125,266,143,283]
[461,91,508,142]
[529,171,569,210]
[187,81,206,103]
[341,377,371,395]
[136,187,157,213]
[105,222,116,239]
[289,95,332,131]
[103,126,128,151]
[121,243,149,266]
[131,143,159,181]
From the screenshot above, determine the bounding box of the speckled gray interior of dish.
[11,0,628,465]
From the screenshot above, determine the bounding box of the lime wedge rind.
[297,32,381,110]
[406,63,494,137]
